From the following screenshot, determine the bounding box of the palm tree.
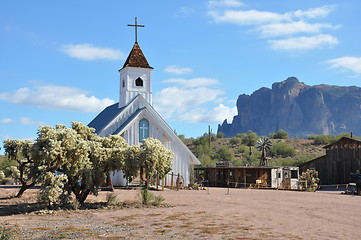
[256,137,272,165]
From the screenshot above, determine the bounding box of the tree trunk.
[16,181,36,198]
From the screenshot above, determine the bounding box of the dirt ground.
[0,186,360,239]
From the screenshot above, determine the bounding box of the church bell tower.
[119,18,153,108]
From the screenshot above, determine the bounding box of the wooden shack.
[194,166,299,189]
[299,137,361,185]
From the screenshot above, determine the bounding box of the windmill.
[256,137,272,165]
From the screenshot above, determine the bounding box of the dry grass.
[114,213,143,221]
[30,226,53,231]
[61,225,91,232]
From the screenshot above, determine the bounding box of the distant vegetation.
[184,130,355,167]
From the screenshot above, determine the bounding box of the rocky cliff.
[218,77,361,138]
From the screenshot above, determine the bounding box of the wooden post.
[156,174,159,190]
[244,168,246,188]
[171,172,174,188]
[177,173,180,191]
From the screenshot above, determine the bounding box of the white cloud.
[164,65,193,75]
[154,86,224,119]
[258,21,337,38]
[162,77,219,88]
[0,118,13,124]
[19,117,45,126]
[290,5,336,19]
[268,34,338,51]
[208,9,286,25]
[207,4,339,51]
[154,77,235,123]
[61,43,125,60]
[208,0,243,8]
[326,57,361,76]
[0,84,115,112]
[178,104,237,123]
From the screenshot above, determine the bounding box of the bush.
[106,193,118,206]
[269,142,296,157]
[308,135,336,145]
[270,130,288,139]
[139,188,165,206]
[237,145,249,154]
[215,146,234,161]
[216,132,225,138]
[240,131,258,146]
[0,224,18,240]
[230,137,242,145]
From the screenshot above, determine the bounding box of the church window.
[122,80,125,88]
[135,77,143,87]
[139,119,149,142]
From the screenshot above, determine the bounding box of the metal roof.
[88,103,125,134]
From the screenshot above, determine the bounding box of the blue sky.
[1,0,361,151]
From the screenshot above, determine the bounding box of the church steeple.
[119,20,153,108]
[121,42,153,70]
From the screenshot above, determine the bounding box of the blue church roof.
[88,103,125,133]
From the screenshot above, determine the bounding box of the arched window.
[135,77,143,87]
[139,119,149,142]
[122,80,125,88]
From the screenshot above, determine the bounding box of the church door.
[139,119,149,142]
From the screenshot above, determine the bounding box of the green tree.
[270,129,288,139]
[215,146,235,162]
[241,131,258,147]
[269,142,296,157]
[230,137,242,145]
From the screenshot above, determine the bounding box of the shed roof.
[323,137,361,149]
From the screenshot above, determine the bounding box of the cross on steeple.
[127,17,144,43]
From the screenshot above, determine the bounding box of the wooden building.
[194,166,299,189]
[299,137,361,185]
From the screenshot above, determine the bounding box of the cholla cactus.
[299,169,320,191]
[140,138,173,188]
[38,172,68,208]
[0,170,5,180]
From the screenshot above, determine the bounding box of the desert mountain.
[218,77,361,138]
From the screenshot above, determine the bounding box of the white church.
[88,24,200,187]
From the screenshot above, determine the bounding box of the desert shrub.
[216,132,225,138]
[299,169,320,191]
[230,137,242,145]
[270,130,288,139]
[237,145,249,154]
[0,224,18,240]
[269,142,296,157]
[215,146,234,161]
[199,155,216,167]
[308,135,336,145]
[106,193,118,206]
[240,131,258,146]
[152,195,165,207]
[139,188,154,205]
[139,188,165,206]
